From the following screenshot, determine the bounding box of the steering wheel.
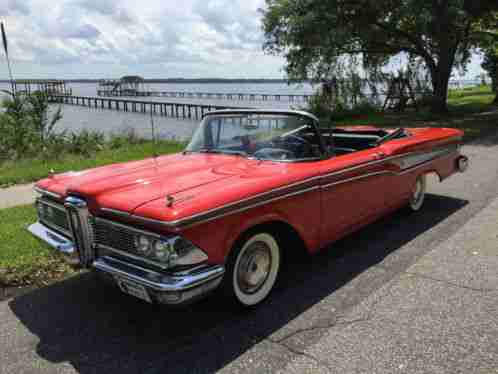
[240,135,256,153]
[272,134,313,157]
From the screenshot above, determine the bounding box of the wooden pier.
[13,80,72,96]
[48,95,251,121]
[96,89,312,102]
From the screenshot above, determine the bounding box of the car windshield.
[185,113,324,161]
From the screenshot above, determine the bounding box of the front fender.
[181,190,321,264]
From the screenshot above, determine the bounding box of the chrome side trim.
[322,171,393,189]
[103,144,459,229]
[34,186,62,200]
[128,185,320,229]
[27,222,79,265]
[93,256,225,292]
[321,144,457,180]
[321,150,458,189]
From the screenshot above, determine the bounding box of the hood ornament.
[48,169,56,178]
[166,194,175,207]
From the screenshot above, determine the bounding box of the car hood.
[37,153,322,227]
[36,153,261,214]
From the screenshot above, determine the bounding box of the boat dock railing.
[48,95,251,121]
[96,90,312,102]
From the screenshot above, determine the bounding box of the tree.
[262,0,498,113]
[478,14,498,104]
[482,49,498,104]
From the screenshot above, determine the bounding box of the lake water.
[0,82,317,141]
[0,80,481,141]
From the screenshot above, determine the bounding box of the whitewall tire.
[224,232,281,307]
[409,175,426,211]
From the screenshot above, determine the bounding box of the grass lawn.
[0,140,185,188]
[332,86,498,141]
[0,204,76,287]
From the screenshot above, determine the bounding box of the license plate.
[115,276,152,303]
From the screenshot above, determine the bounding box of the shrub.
[0,92,116,161]
[0,92,64,160]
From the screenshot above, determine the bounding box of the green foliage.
[0,92,64,159]
[0,139,185,187]
[0,93,186,186]
[25,91,63,142]
[304,91,379,124]
[481,47,498,102]
[0,93,132,161]
[262,0,498,112]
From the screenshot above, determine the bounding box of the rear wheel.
[223,232,281,307]
[408,175,427,211]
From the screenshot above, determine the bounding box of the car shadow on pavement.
[9,193,468,373]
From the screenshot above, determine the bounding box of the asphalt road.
[1,134,497,374]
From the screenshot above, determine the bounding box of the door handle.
[373,151,385,160]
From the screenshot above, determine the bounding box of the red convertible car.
[29,110,468,307]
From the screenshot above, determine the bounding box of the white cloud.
[0,0,284,78]
[0,0,484,79]
[0,0,30,16]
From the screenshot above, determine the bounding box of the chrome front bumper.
[28,222,80,265]
[27,221,225,305]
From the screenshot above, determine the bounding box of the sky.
[0,0,486,80]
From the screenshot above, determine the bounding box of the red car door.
[318,147,389,245]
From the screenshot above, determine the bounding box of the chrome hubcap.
[412,180,423,204]
[237,242,272,294]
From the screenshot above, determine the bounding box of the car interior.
[321,127,409,156]
[197,114,408,161]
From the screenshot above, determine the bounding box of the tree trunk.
[429,65,451,113]
[429,0,452,114]
[493,77,498,104]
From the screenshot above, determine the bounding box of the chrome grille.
[90,217,173,270]
[91,218,138,253]
[36,198,71,236]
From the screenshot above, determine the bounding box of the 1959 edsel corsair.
[28,109,469,307]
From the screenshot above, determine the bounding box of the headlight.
[133,233,208,268]
[134,235,152,255]
[152,240,173,263]
[169,237,208,267]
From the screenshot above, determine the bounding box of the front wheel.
[223,232,281,307]
[408,175,427,211]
